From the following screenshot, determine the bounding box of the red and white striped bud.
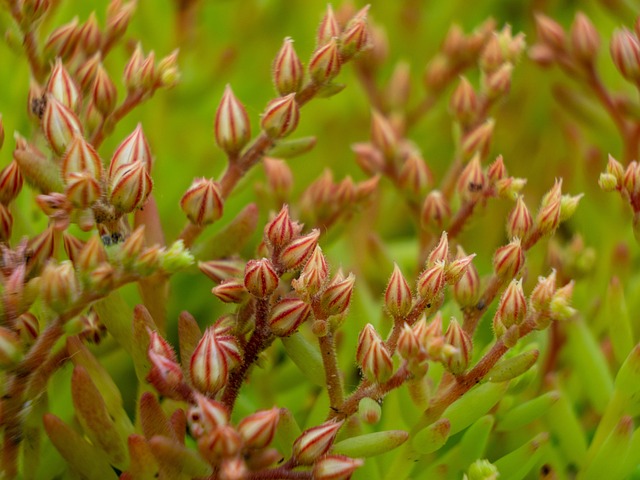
[487,155,507,183]
[445,253,476,285]
[219,458,248,480]
[417,261,446,301]
[148,330,178,362]
[212,280,249,304]
[536,179,562,235]
[151,49,178,89]
[485,62,513,99]
[139,51,156,90]
[105,0,135,46]
[421,191,451,230]
[313,455,364,480]
[238,407,280,449]
[623,161,640,197]
[535,14,566,52]
[65,172,101,208]
[146,351,185,399]
[15,312,39,345]
[75,53,101,92]
[265,204,296,249]
[398,153,432,199]
[75,235,107,272]
[42,97,83,156]
[180,178,224,226]
[352,142,385,175]
[28,226,57,269]
[190,327,241,395]
[384,263,412,318]
[0,204,13,242]
[570,12,599,64]
[61,135,102,180]
[320,272,355,316]
[261,94,299,139]
[493,238,525,279]
[78,12,101,55]
[397,322,421,360]
[108,124,152,177]
[244,258,279,298]
[62,232,84,263]
[317,4,341,46]
[507,195,533,240]
[427,231,449,266]
[387,60,412,109]
[0,327,23,368]
[47,58,80,111]
[279,229,320,270]
[453,247,480,307]
[611,28,640,82]
[273,38,304,96]
[123,43,145,91]
[494,279,527,332]
[414,312,444,355]
[461,119,494,159]
[457,154,486,201]
[269,297,311,336]
[22,0,50,23]
[292,420,344,465]
[293,246,329,298]
[370,110,397,159]
[354,175,379,202]
[44,17,80,60]
[199,259,244,283]
[41,261,80,312]
[108,162,152,213]
[188,393,230,437]
[607,154,625,184]
[495,176,527,199]
[0,161,23,205]
[550,281,576,321]
[335,176,356,206]
[92,64,117,116]
[215,85,251,156]
[442,318,472,375]
[198,425,242,460]
[340,15,369,61]
[450,76,478,125]
[530,269,557,313]
[264,157,294,200]
[357,323,393,383]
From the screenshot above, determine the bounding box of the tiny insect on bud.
[92,64,117,116]
[0,160,24,205]
[215,84,251,156]
[108,123,153,178]
[261,93,300,139]
[269,297,311,336]
[292,420,344,465]
[317,4,341,46]
[278,229,320,270]
[442,318,472,375]
[212,280,249,304]
[370,110,397,160]
[417,261,446,301]
[40,261,81,313]
[273,38,304,96]
[610,28,640,82]
[244,258,279,298]
[42,97,83,156]
[237,407,280,449]
[535,13,566,52]
[47,58,80,111]
[320,272,355,317]
[313,455,364,480]
[357,323,393,383]
[65,172,101,208]
[421,190,451,230]
[44,17,80,60]
[507,195,533,240]
[450,76,478,125]
[108,161,152,213]
[493,237,525,279]
[398,153,433,199]
[385,263,413,318]
[180,178,224,226]
[427,231,449,266]
[190,327,241,396]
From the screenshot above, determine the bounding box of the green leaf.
[315,82,346,98]
[494,432,549,480]
[92,291,134,354]
[332,430,409,457]
[487,349,539,383]
[148,435,212,478]
[497,391,560,431]
[281,333,325,387]
[194,203,259,259]
[267,136,317,158]
[411,419,450,454]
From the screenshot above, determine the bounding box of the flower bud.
[320,273,355,317]
[61,135,102,180]
[180,178,224,226]
[370,110,397,159]
[0,161,23,205]
[427,231,449,266]
[22,0,50,23]
[357,323,393,383]
[75,235,107,272]
[550,281,576,321]
[398,153,432,199]
[493,238,525,279]
[487,155,507,183]
[385,263,412,318]
[44,17,80,60]
[414,312,443,354]
[42,97,83,156]
[148,330,178,362]
[417,261,446,301]
[484,62,513,99]
[293,246,329,298]
[238,408,280,449]
[453,247,480,308]
[273,38,304,95]
[108,162,152,213]
[0,327,23,368]
[265,204,296,249]
[445,253,476,285]
[189,393,230,436]
[495,176,527,199]
[139,51,156,90]
[78,12,101,56]
[397,322,421,360]
[599,173,618,192]
[28,226,57,269]
[610,28,640,82]
[559,194,583,222]
[123,43,145,91]
[442,318,472,375]
[421,191,451,229]
[340,15,369,61]
[75,53,102,92]
[198,426,242,461]
[461,119,494,159]
[244,258,279,298]
[623,161,640,197]
[62,232,84,263]
[263,158,294,200]
[352,142,385,175]
[0,203,12,242]
[41,261,80,312]
[212,280,249,304]
[292,420,344,465]
[450,76,478,124]
[536,179,562,235]
[530,269,557,313]
[108,124,152,177]
[146,350,185,400]
[278,229,320,270]
[317,4,341,46]
[494,279,527,333]
[570,12,600,64]
[106,0,135,46]
[313,455,364,480]
[65,172,101,208]
[607,154,625,184]
[46,58,80,111]
[457,154,486,201]
[190,327,241,395]
[215,85,251,156]
[269,297,311,336]
[261,94,299,139]
[199,259,244,283]
[15,312,39,345]
[92,64,117,116]
[507,195,533,240]
[309,38,341,84]
[535,14,566,52]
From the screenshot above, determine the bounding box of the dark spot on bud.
[32,95,47,119]
[476,299,485,310]
[468,182,483,192]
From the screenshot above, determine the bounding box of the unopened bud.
[340,16,369,61]
[15,312,39,345]
[44,17,80,60]
[65,172,101,208]
[264,204,296,249]
[190,327,241,395]
[123,43,145,91]
[370,110,397,159]
[108,162,152,213]
[75,235,107,272]
[139,51,156,90]
[357,323,393,383]
[445,253,476,285]
[536,179,562,235]
[42,97,83,156]
[398,153,432,199]
[41,261,80,312]
[180,178,224,226]
[278,229,320,270]
[78,12,101,55]
[450,76,478,124]
[63,232,84,263]
[313,455,364,480]
[494,279,527,334]
[599,173,618,192]
[261,94,299,139]
[47,58,80,111]
[421,191,451,229]
[157,49,180,88]
[292,420,344,465]
[263,157,294,200]
[623,161,640,197]
[269,297,311,336]
[507,195,533,240]
[550,281,576,320]
[487,155,507,183]
[610,28,640,82]
[244,258,279,298]
[385,263,412,318]
[61,135,102,180]
[457,154,486,201]
[106,0,135,46]
[530,270,557,313]
[108,123,152,177]
[199,259,244,283]
[309,38,342,84]
[453,247,480,307]
[397,322,421,360]
[352,142,385,175]
[607,154,625,183]
[442,318,472,374]
[427,231,449,266]
[570,12,600,64]
[417,261,446,301]
[215,85,251,156]
[559,193,583,222]
[493,238,525,279]
[238,408,280,449]
[317,4,341,46]
[92,64,117,116]
[0,161,24,205]
[198,425,242,460]
[212,280,249,304]
[535,14,566,52]
[461,119,494,158]
[0,327,23,368]
[320,273,355,317]
[146,350,185,399]
[0,204,13,242]
[293,246,329,298]
[485,62,513,99]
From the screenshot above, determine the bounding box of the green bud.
[358,397,382,424]
[332,430,409,457]
[497,391,560,431]
[466,459,499,480]
[160,240,194,273]
[494,432,549,480]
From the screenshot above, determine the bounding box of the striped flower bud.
[212,280,249,304]
[190,327,241,396]
[317,4,341,46]
[105,0,135,46]
[309,38,341,84]
[457,154,486,201]
[198,425,242,461]
[550,281,576,321]
[75,235,107,272]
[215,85,251,156]
[46,58,80,111]
[123,43,145,91]
[78,12,102,55]
[442,318,472,375]
[535,14,566,52]
[487,155,507,183]
[261,94,299,139]
[445,253,476,285]
[398,153,432,199]
[273,38,304,96]
[108,162,152,213]
[279,229,320,270]
[146,350,185,400]
[15,312,39,345]
[188,393,230,437]
[265,204,296,249]
[357,323,393,383]
[493,237,524,279]
[63,232,84,263]
[0,161,23,205]
[453,247,480,308]
[108,124,152,177]
[507,195,533,240]
[22,0,50,23]
[450,76,478,125]
[292,420,344,465]
[570,13,599,64]
[352,142,385,175]
[414,312,443,354]
[61,135,102,180]
[28,226,57,269]
[148,330,178,362]
[340,14,369,61]
[461,119,494,159]
[157,49,180,88]
[610,28,640,82]
[65,172,101,208]
[269,297,311,336]
[40,261,80,313]
[485,63,513,99]
[238,408,280,449]
[180,178,224,226]
[370,110,397,159]
[494,279,527,334]
[92,64,117,116]
[421,191,451,230]
[244,258,279,298]
[76,53,101,92]
[536,179,562,235]
[263,158,294,200]
[44,17,80,60]
[427,231,449,266]
[139,50,157,90]
[417,261,446,301]
[397,322,421,360]
[0,203,13,242]
[199,259,244,283]
[320,273,355,317]
[42,97,83,156]
[530,269,556,313]
[293,246,328,298]
[384,263,412,318]
[313,455,364,480]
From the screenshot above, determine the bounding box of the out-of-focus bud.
[340,15,369,61]
[370,110,397,159]
[139,50,157,90]
[293,420,344,465]
[0,203,13,242]
[79,12,101,56]
[493,237,525,279]
[244,258,279,298]
[146,350,185,399]
[485,62,513,99]
[272,38,304,96]
[198,425,243,461]
[15,312,39,345]
[263,157,294,200]
[397,322,421,360]
[199,259,243,283]
[108,162,152,213]
[385,263,412,318]
[417,261,446,301]
[44,17,80,60]
[22,0,50,23]
[188,393,230,437]
[357,323,393,383]
[215,85,251,156]
[450,76,478,124]
[264,204,295,249]
[424,54,452,92]
[442,318,472,375]
[261,94,299,139]
[453,246,480,307]
[180,178,224,226]
[570,12,600,64]
[549,281,576,320]
[495,176,527,199]
[278,229,320,270]
[106,0,135,45]
[535,14,566,52]
[190,327,241,396]
[313,455,364,480]
[607,154,625,183]
[623,161,640,197]
[92,64,117,116]
[47,58,80,111]
[123,43,145,91]
[219,458,248,480]
[317,4,341,46]
[487,155,507,183]
[352,142,385,175]
[536,179,562,235]
[442,24,466,59]
[309,38,341,84]
[63,232,84,263]
[238,408,280,449]
[61,135,102,180]
[108,123,152,177]
[457,154,486,201]
[610,28,640,82]
[75,235,107,272]
[480,34,504,73]
[398,153,432,199]
[507,195,533,240]
[421,191,451,230]
[293,246,328,297]
[75,53,101,92]
[427,231,449,266]
[212,280,249,304]
[28,225,57,269]
[598,173,618,192]
[65,172,101,208]
[445,253,475,285]
[269,297,311,336]
[559,193,583,222]
[40,261,80,312]
[117,226,145,265]
[414,313,444,357]
[320,273,355,317]
[493,279,527,336]
[467,459,499,480]
[0,327,23,368]
[42,97,83,156]
[0,161,24,205]
[157,49,180,88]
[530,269,556,313]
[461,119,494,158]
